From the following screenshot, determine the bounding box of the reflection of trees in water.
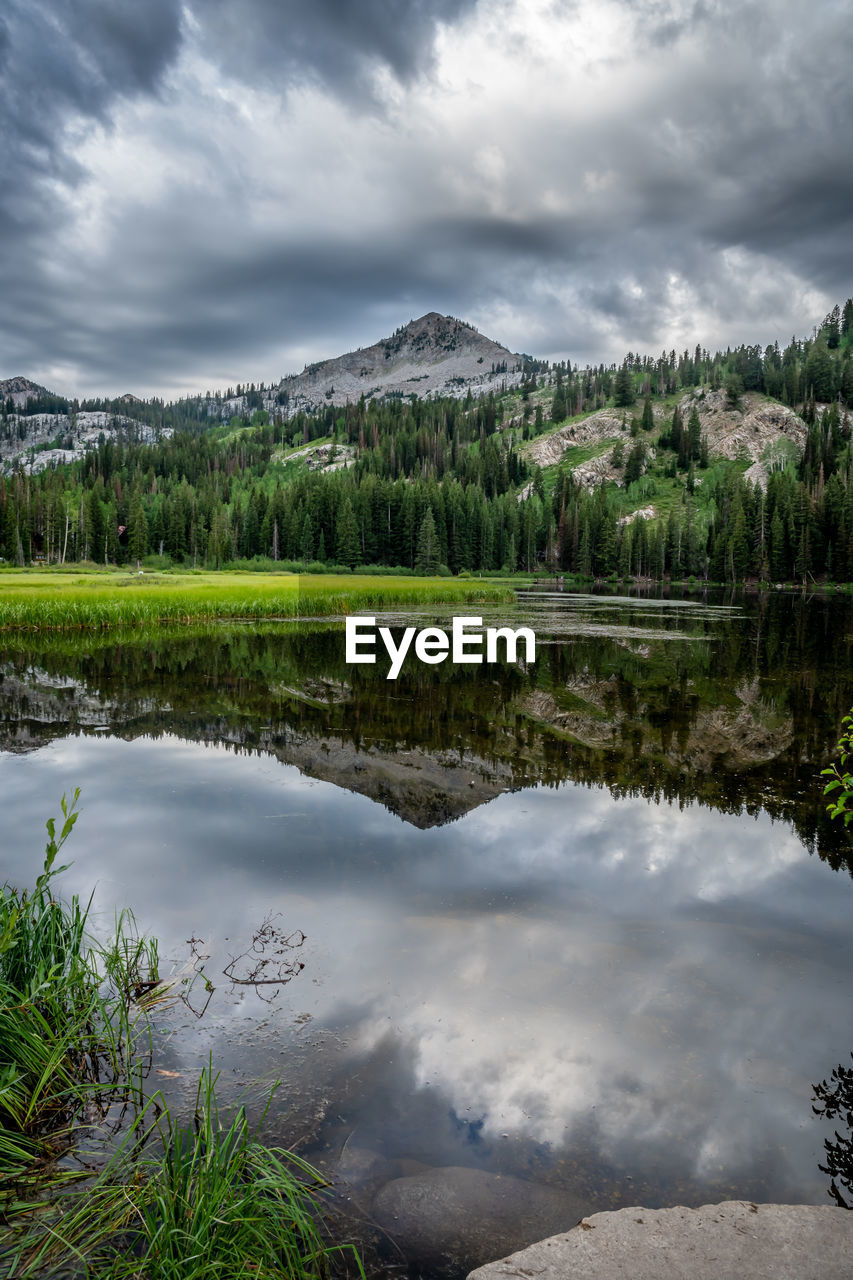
[2,592,853,861]
[813,1055,853,1208]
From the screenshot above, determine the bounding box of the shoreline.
[467,1201,853,1280]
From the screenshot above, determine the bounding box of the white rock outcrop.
[467,1200,853,1280]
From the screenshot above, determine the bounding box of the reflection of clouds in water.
[1,732,848,1201]
[434,784,811,911]
[340,900,833,1195]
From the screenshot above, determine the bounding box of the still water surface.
[2,589,853,1272]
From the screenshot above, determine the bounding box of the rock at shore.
[466,1200,853,1280]
[372,1165,586,1273]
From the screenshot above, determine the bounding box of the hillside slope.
[524,392,809,491]
[1,410,169,474]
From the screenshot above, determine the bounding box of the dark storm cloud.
[631,0,853,278]
[0,0,471,202]
[188,0,478,101]
[0,0,182,187]
[0,209,455,389]
[0,0,482,391]
[0,0,184,323]
[1,0,852,394]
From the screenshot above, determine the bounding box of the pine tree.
[241,495,260,559]
[618,523,632,577]
[841,299,853,339]
[686,407,702,462]
[804,343,835,402]
[127,489,148,564]
[613,365,635,407]
[594,510,617,575]
[336,496,360,568]
[669,404,683,458]
[414,506,439,575]
[624,440,645,485]
[727,507,749,578]
[578,517,592,577]
[301,511,314,562]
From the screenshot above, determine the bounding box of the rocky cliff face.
[524,410,629,469]
[680,388,807,475]
[523,392,809,488]
[0,409,169,473]
[0,376,52,408]
[275,312,522,412]
[203,313,523,420]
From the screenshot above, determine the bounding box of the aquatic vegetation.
[1,799,362,1279]
[0,789,146,1188]
[13,1066,362,1280]
[0,570,514,630]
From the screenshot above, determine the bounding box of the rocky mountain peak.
[269,312,522,415]
[0,376,53,407]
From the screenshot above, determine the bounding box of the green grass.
[272,435,335,464]
[13,1066,361,1280]
[556,439,621,469]
[0,570,514,630]
[541,438,623,496]
[294,573,515,618]
[0,792,148,1189]
[2,800,362,1280]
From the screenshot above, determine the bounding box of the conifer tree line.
[1,299,852,581]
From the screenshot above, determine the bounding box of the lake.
[2,588,853,1274]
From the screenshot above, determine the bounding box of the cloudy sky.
[2,0,851,399]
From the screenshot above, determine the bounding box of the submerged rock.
[335,1144,395,1194]
[372,1165,585,1273]
[466,1201,853,1280]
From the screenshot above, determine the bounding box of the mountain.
[270,312,522,414]
[0,408,169,475]
[1,311,522,471]
[0,376,53,408]
[4,299,852,582]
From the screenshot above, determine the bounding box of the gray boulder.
[372,1165,586,1272]
[335,1144,395,1195]
[466,1200,853,1280]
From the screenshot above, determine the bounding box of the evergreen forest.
[2,299,853,584]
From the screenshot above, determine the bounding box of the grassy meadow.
[0,568,516,630]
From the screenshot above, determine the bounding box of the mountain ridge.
[0,376,53,407]
[3,312,524,421]
[258,311,523,417]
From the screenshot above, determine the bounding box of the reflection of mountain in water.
[523,676,795,772]
[0,667,509,826]
[1,591,852,859]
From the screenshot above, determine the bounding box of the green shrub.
[823,712,853,827]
